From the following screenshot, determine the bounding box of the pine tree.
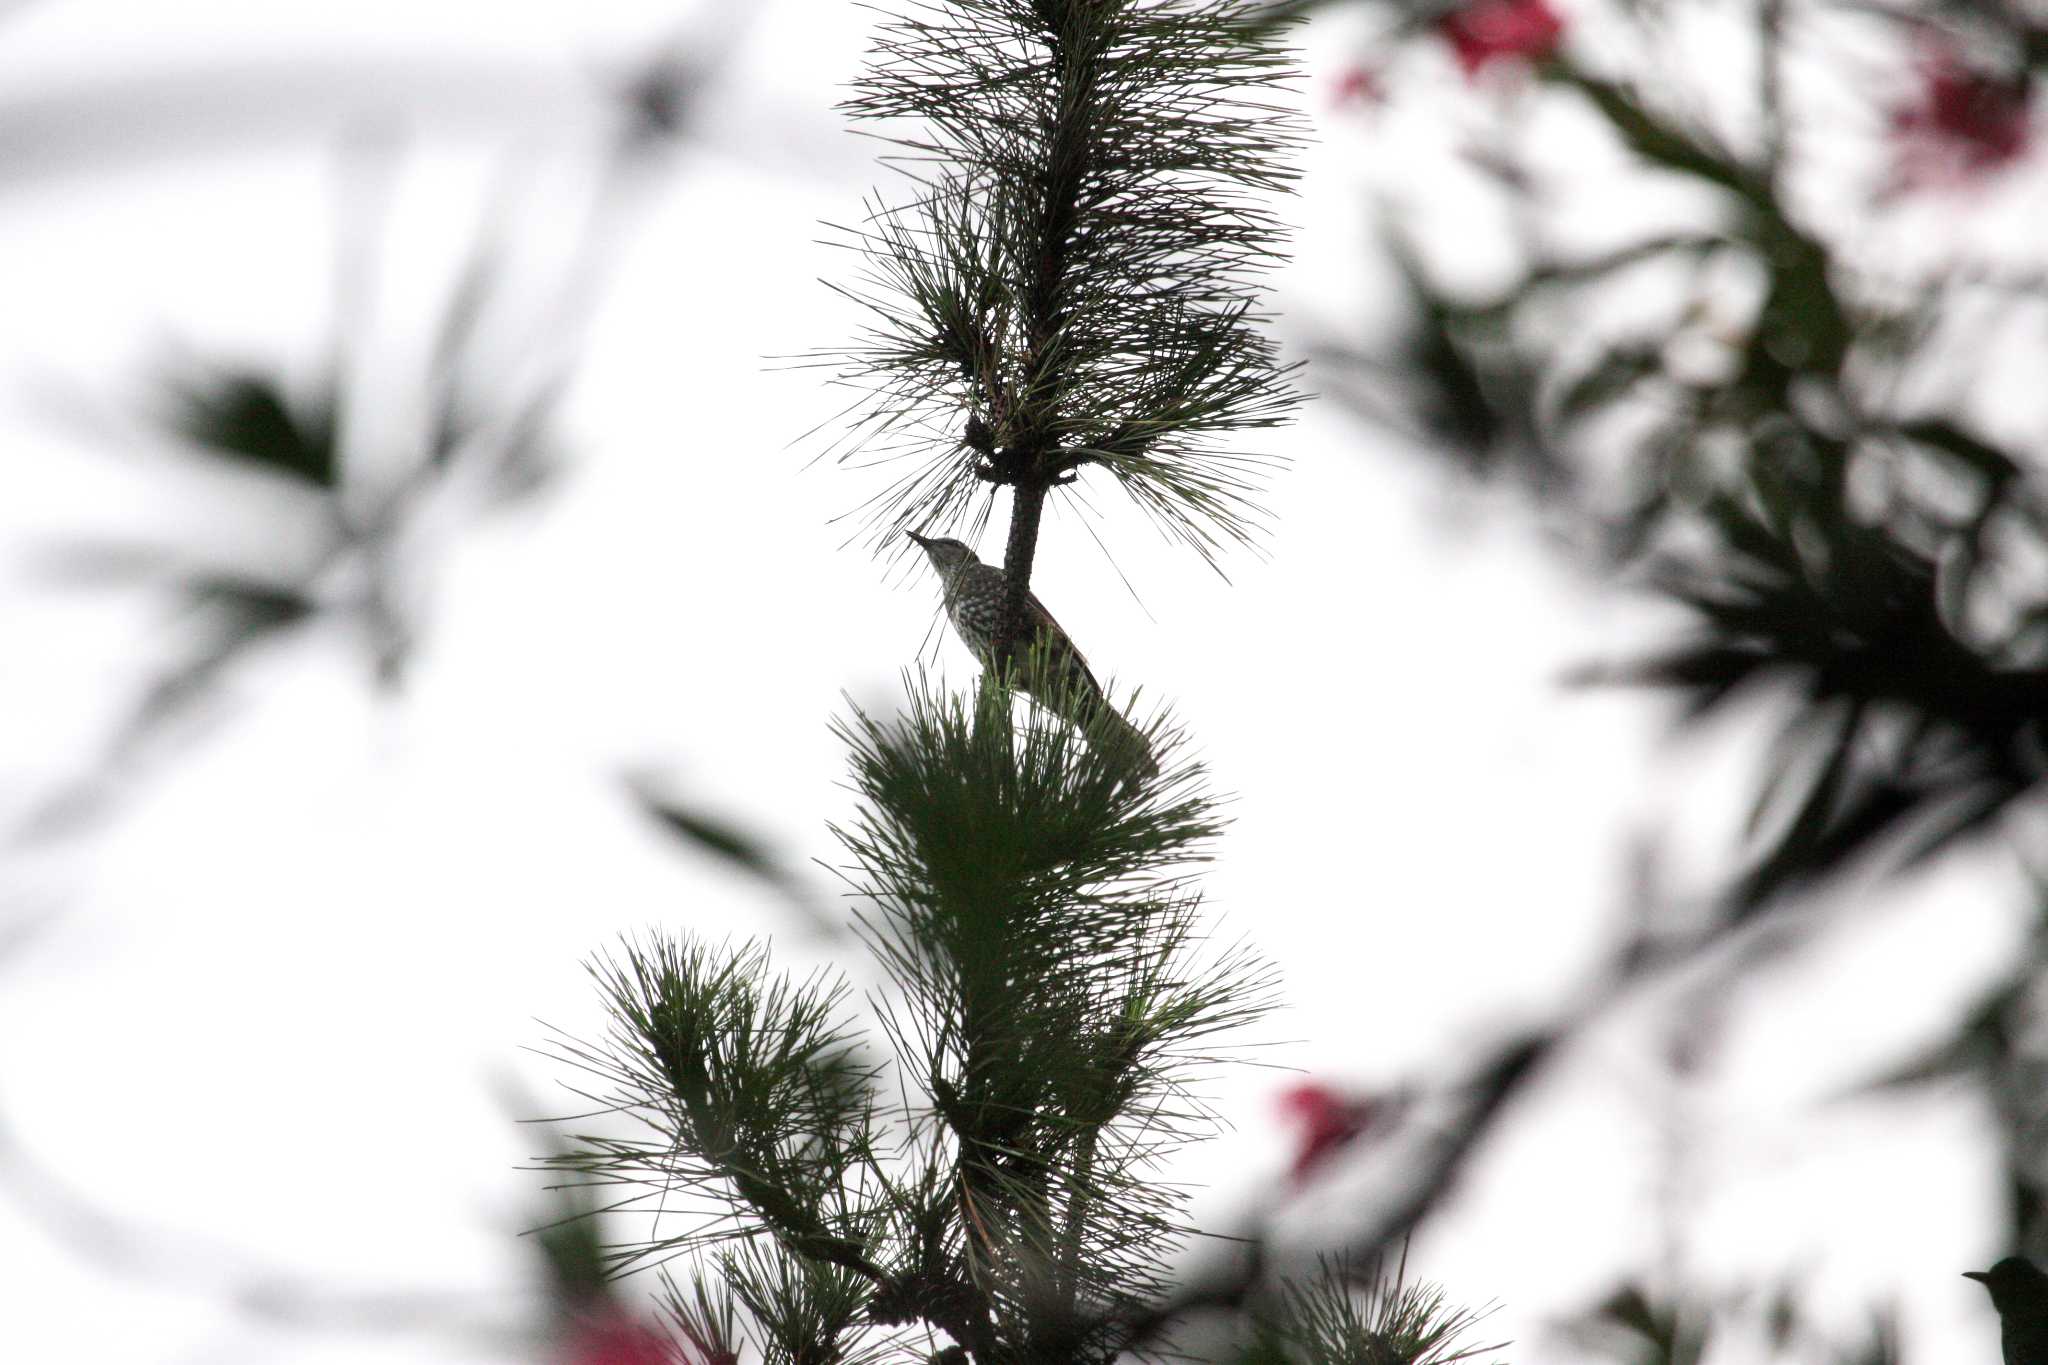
[538,3,1505,1362]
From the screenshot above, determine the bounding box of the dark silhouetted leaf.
[163,367,338,489]
[180,573,315,634]
[1597,1284,1663,1339]
[1749,219,1852,384]
[633,789,781,881]
[626,780,843,937]
[1557,70,1755,197]
[1579,1282,1708,1365]
[1553,344,1664,425]
[1897,417,2020,488]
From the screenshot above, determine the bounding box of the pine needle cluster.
[541,676,1279,1363]
[819,0,1306,566]
[1245,1254,1507,1365]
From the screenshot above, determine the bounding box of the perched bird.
[1966,1256,2048,1365]
[907,530,1155,778]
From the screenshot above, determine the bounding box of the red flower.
[1331,64,1385,109]
[562,1313,677,1365]
[1891,41,2032,186]
[1438,0,1564,78]
[1278,1081,1391,1184]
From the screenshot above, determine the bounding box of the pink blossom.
[562,1313,676,1365]
[1331,64,1386,109]
[1438,0,1564,78]
[1891,41,2031,186]
[1278,1081,1390,1184]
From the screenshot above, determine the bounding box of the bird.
[906,530,1156,779]
[1966,1256,2048,1365]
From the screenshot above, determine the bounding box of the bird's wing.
[1025,589,1103,696]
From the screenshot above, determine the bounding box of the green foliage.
[540,937,881,1279]
[544,675,1280,1362]
[820,0,1306,564]
[833,667,1215,938]
[1243,1254,1507,1365]
[1319,0,2048,910]
[1604,477,2046,912]
[659,1269,745,1365]
[626,778,830,927]
[540,6,1503,1359]
[1270,0,2048,1330]
[1573,1283,1709,1365]
[721,1237,882,1365]
[1564,1279,1899,1365]
[34,140,604,817]
[838,672,1276,1328]
[163,364,339,489]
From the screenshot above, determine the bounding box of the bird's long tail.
[1090,703,1159,782]
[1038,680,1157,782]
[1008,639,1159,781]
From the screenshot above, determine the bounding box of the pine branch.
[542,673,1278,1361]
[536,937,887,1280]
[819,0,1307,606]
[1247,1251,1509,1365]
[830,669,1279,1357]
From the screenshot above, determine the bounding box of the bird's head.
[1965,1256,2048,1312]
[907,530,981,580]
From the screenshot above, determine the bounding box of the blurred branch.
[1111,879,1797,1355]
[0,1103,515,1342]
[624,774,845,939]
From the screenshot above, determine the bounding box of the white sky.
[0,1,2032,1362]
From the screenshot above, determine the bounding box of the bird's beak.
[1964,1271,1991,1283]
[906,530,932,548]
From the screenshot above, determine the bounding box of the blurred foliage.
[162,363,340,489]
[535,1147,723,1365]
[625,774,843,936]
[5,13,759,859]
[1308,0,2048,910]
[21,128,647,833]
[0,19,760,1359]
[17,213,568,835]
[139,178,570,679]
[1275,0,2048,1342]
[1563,1279,1899,1365]
[1571,1283,1710,1365]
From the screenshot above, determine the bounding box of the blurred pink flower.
[1438,0,1564,78]
[1890,41,2031,186]
[562,1313,677,1365]
[1278,1081,1389,1184]
[1331,64,1386,108]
